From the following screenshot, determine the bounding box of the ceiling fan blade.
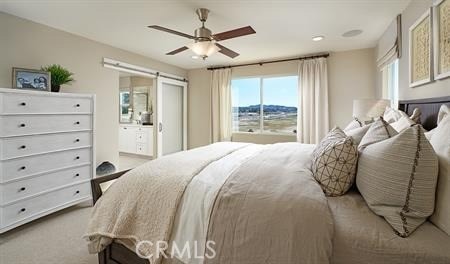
[216,43,239,58]
[212,26,256,41]
[166,46,189,55]
[148,25,195,39]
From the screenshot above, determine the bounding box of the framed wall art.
[433,0,450,80]
[12,67,51,92]
[409,8,433,87]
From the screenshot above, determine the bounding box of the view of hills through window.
[232,76,298,134]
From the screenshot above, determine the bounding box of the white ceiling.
[0,0,411,69]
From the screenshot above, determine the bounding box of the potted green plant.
[41,64,74,92]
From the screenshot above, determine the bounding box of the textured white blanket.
[85,142,249,263]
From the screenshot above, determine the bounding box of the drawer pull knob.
[19,187,26,191]
[75,190,80,194]
[75,121,80,125]
[19,123,26,127]
[75,156,80,160]
[75,139,80,142]
[20,208,26,213]
[20,166,26,170]
[19,145,26,149]
[75,173,80,177]
[20,102,27,106]
[75,104,81,107]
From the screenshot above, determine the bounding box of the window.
[382,59,399,108]
[232,76,298,134]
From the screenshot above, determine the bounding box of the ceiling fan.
[148,8,255,60]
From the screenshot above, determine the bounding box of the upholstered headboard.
[399,96,450,131]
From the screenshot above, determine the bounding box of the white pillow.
[357,125,439,237]
[424,129,435,141]
[345,124,371,145]
[423,104,449,141]
[383,106,404,123]
[344,118,363,132]
[390,115,416,132]
[437,104,450,125]
[430,115,450,235]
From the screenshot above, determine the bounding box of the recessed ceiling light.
[342,29,363,38]
[312,36,325,41]
[191,55,200,59]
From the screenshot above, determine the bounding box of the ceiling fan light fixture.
[188,41,220,58]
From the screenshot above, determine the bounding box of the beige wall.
[328,48,377,127]
[187,68,212,149]
[376,0,450,100]
[0,12,186,166]
[187,48,376,148]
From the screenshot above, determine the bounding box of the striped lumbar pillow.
[312,127,358,197]
[356,125,439,237]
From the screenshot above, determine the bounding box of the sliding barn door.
[156,77,187,157]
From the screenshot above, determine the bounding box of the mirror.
[119,74,154,124]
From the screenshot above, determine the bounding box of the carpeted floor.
[0,204,96,264]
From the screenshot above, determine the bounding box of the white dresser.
[119,124,153,156]
[0,88,95,233]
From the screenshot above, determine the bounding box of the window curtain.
[297,57,329,144]
[211,68,232,142]
[377,14,402,68]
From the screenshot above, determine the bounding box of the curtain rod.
[207,53,330,71]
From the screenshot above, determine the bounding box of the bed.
[88,96,450,264]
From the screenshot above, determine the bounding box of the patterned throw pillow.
[358,117,397,151]
[356,125,439,237]
[312,127,358,196]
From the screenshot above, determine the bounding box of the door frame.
[156,76,188,157]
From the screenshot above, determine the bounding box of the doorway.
[156,77,188,157]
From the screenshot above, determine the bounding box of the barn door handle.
[159,122,163,132]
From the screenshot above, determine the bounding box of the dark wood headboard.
[399,96,450,131]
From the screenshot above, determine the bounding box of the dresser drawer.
[1,182,91,228]
[0,93,92,114]
[0,165,91,204]
[0,115,92,137]
[0,131,92,160]
[0,148,91,183]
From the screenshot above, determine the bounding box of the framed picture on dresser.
[12,67,51,92]
[433,0,450,80]
[409,8,433,87]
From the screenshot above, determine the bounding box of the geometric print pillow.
[312,127,358,196]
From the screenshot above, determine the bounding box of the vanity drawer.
[136,143,149,155]
[0,165,91,205]
[0,148,91,183]
[0,115,92,137]
[136,132,148,143]
[0,131,92,160]
[1,182,91,228]
[0,93,92,114]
